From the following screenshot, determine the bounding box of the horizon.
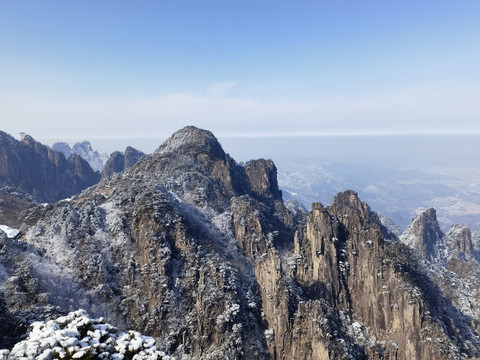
[20,130,480,169]
[1,1,479,148]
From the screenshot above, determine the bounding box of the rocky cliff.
[103,146,145,178]
[400,208,444,261]
[0,131,101,204]
[400,208,480,337]
[53,140,109,173]
[1,126,480,359]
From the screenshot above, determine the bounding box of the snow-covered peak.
[72,141,109,173]
[72,140,93,153]
[53,140,109,173]
[154,126,224,159]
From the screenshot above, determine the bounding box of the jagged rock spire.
[445,223,473,256]
[400,208,444,261]
[245,159,282,200]
[102,146,144,178]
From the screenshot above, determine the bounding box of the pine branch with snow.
[1,310,172,360]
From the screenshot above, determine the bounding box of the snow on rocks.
[3,309,172,359]
[0,225,19,239]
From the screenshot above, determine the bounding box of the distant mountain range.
[0,132,145,228]
[277,162,480,233]
[52,141,109,173]
[1,126,480,359]
[0,130,100,204]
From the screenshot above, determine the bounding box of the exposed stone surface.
[103,146,145,178]
[295,193,479,359]
[53,140,109,173]
[0,188,33,228]
[400,208,480,346]
[0,131,101,203]
[400,208,444,261]
[102,151,124,177]
[1,126,480,359]
[245,159,282,200]
[446,224,474,256]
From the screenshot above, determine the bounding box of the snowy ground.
[0,225,19,238]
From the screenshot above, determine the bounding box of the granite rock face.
[400,208,480,347]
[400,208,444,261]
[0,131,101,203]
[294,193,479,359]
[103,146,145,178]
[245,159,282,201]
[1,126,480,359]
[446,224,474,256]
[0,187,33,228]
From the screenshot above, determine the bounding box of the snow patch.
[0,225,19,238]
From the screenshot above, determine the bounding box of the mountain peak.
[53,140,108,173]
[154,126,225,159]
[445,223,473,256]
[331,190,360,207]
[0,131,100,203]
[400,207,444,260]
[102,146,144,178]
[330,190,373,221]
[21,134,42,150]
[72,140,93,153]
[422,207,438,221]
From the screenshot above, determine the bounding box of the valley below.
[278,162,480,234]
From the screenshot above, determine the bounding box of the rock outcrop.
[102,146,145,178]
[0,187,33,228]
[400,208,480,342]
[400,208,444,261]
[245,159,282,200]
[0,131,101,203]
[53,140,109,173]
[294,193,478,359]
[1,126,480,359]
[446,224,474,257]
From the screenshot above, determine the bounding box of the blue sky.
[1,1,479,153]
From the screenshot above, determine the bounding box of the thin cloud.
[2,82,479,142]
[206,81,240,97]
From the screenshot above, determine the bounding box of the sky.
[1,1,479,160]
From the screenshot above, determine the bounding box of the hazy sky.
[1,1,479,155]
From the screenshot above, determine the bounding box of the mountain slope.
[1,126,479,359]
[400,209,480,330]
[0,131,101,203]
